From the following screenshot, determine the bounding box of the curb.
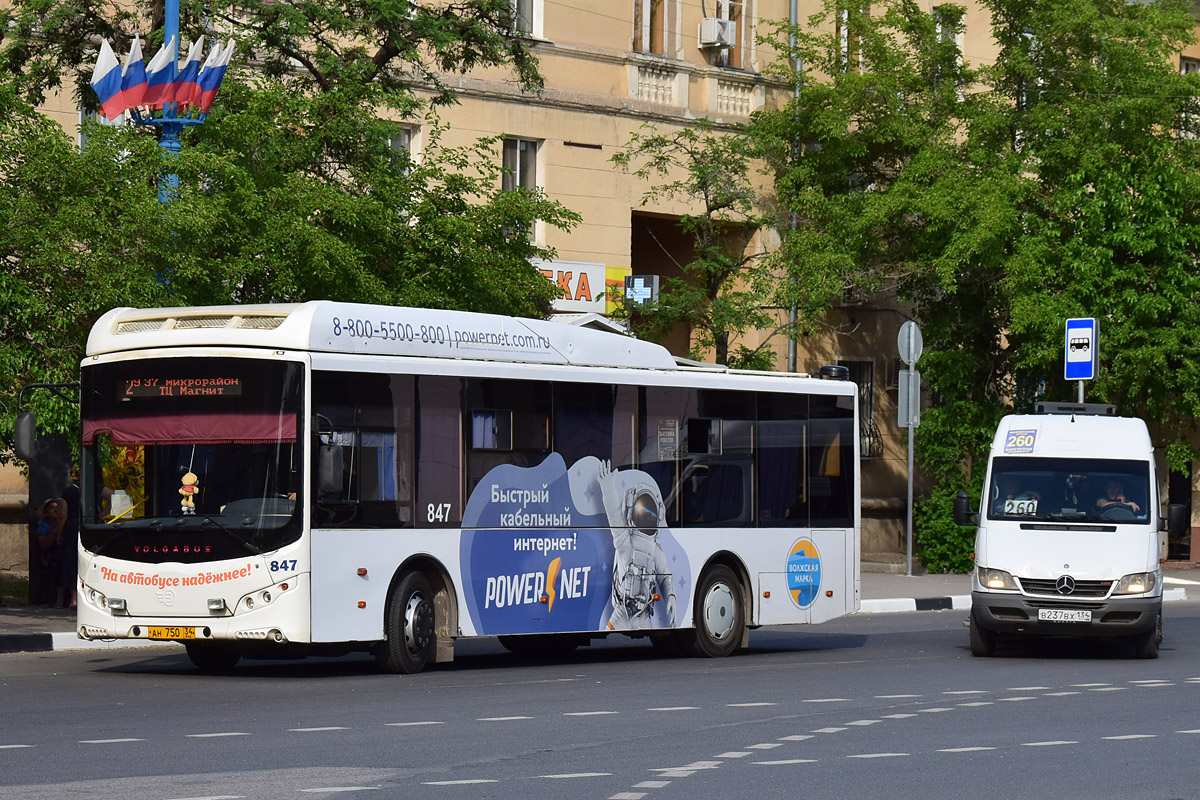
[859,586,1189,614]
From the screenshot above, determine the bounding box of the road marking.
[1044,691,1080,697]
[803,698,849,703]
[654,771,694,778]
[1103,735,1156,740]
[845,720,881,726]
[1072,683,1110,687]
[938,747,995,753]
[652,762,720,772]
[478,716,532,721]
[943,690,987,695]
[779,735,814,742]
[727,702,777,707]
[1089,688,1127,693]
[1008,686,1049,691]
[608,794,647,800]
[717,751,753,758]
[1132,682,1173,687]
[998,697,1037,702]
[919,708,953,713]
[633,781,671,789]
[565,711,619,716]
[425,780,499,786]
[957,702,993,707]
[849,753,909,759]
[80,738,144,744]
[289,727,348,732]
[1178,729,1200,734]
[812,727,847,733]
[882,713,917,719]
[1129,679,1169,684]
[648,706,698,712]
[165,795,244,800]
[541,773,613,779]
[1022,741,1077,747]
[0,745,34,749]
[747,743,783,750]
[186,732,251,738]
[756,759,817,765]
[875,694,921,699]
[299,789,378,794]
[386,721,443,727]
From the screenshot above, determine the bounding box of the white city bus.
[75,302,860,672]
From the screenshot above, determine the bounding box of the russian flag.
[142,36,177,109]
[119,36,147,110]
[167,37,204,106]
[183,40,223,109]
[195,40,234,113]
[89,38,125,119]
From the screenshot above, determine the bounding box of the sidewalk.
[1,565,1195,654]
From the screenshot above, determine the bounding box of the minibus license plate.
[1037,609,1091,623]
[148,626,195,640]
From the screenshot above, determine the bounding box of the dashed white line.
[288,727,348,732]
[919,708,954,713]
[1129,680,1169,684]
[874,694,921,699]
[998,697,1037,702]
[1022,741,1078,747]
[80,738,144,744]
[1008,686,1049,691]
[727,702,777,707]
[564,711,619,717]
[756,759,817,765]
[1178,729,1200,734]
[385,721,443,727]
[1044,691,1080,697]
[540,773,613,779]
[938,747,996,753]
[849,752,909,759]
[477,716,532,721]
[957,702,993,707]
[812,727,847,733]
[943,690,987,695]
[425,779,499,786]
[0,745,33,749]
[298,789,377,794]
[165,795,244,800]
[882,713,917,719]
[186,732,251,738]
[1072,683,1110,687]
[608,793,647,800]
[1103,735,1156,740]
[747,743,783,750]
[633,781,671,789]
[845,720,881,726]
[648,706,698,712]
[779,735,814,742]
[803,698,849,703]
[1089,687,1127,693]
[716,751,753,758]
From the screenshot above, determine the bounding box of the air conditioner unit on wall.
[698,17,736,48]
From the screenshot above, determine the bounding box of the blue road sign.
[1065,318,1097,381]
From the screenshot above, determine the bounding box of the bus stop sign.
[1065,318,1097,381]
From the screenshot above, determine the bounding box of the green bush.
[915,484,977,574]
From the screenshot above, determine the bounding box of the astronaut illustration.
[596,460,676,630]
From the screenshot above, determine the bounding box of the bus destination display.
[122,377,243,398]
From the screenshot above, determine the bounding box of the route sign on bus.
[1065,318,1097,381]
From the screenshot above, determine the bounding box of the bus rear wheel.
[185,641,241,673]
[377,570,435,674]
[681,565,744,659]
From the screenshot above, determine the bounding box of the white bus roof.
[86,302,813,378]
[991,413,1152,459]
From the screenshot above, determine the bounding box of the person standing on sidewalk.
[34,498,67,607]
[61,466,81,610]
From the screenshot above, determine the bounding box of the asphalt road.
[2,600,1199,800]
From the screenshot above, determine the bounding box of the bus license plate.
[148,626,196,640]
[1037,609,1092,623]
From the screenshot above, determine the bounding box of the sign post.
[897,320,922,577]
[1065,318,1097,402]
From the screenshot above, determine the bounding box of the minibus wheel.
[377,570,435,674]
[1132,614,1161,660]
[682,565,744,658]
[969,610,996,657]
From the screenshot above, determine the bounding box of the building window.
[836,2,868,73]
[633,0,665,55]
[716,0,744,69]
[1181,58,1200,138]
[513,0,541,37]
[502,137,538,192]
[838,358,880,458]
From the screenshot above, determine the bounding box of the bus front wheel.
[185,641,241,673]
[682,565,744,659]
[377,570,435,674]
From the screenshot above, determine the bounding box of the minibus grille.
[1019,578,1112,598]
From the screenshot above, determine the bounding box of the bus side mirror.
[953,491,978,526]
[14,412,36,462]
[318,444,343,496]
[1164,503,1187,536]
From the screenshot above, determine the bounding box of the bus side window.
[809,394,855,528]
[757,393,808,526]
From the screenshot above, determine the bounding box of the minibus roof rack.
[1034,402,1117,416]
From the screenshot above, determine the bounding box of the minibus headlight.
[1113,572,1156,595]
[978,567,1018,591]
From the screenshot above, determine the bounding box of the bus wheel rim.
[404,592,433,655]
[703,582,735,641]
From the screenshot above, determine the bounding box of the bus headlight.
[1113,572,1156,595]
[978,568,1018,591]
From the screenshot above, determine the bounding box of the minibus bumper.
[971,591,1161,637]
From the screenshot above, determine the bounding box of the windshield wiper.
[196,513,262,555]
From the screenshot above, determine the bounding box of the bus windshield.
[79,357,304,563]
[986,456,1150,524]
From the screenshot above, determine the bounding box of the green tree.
[0,0,581,458]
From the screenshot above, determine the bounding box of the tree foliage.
[0,0,580,460]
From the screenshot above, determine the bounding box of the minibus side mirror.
[953,491,978,526]
[318,444,343,496]
[14,412,36,462]
[1164,503,1187,536]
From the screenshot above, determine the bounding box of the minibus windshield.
[986,457,1150,523]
